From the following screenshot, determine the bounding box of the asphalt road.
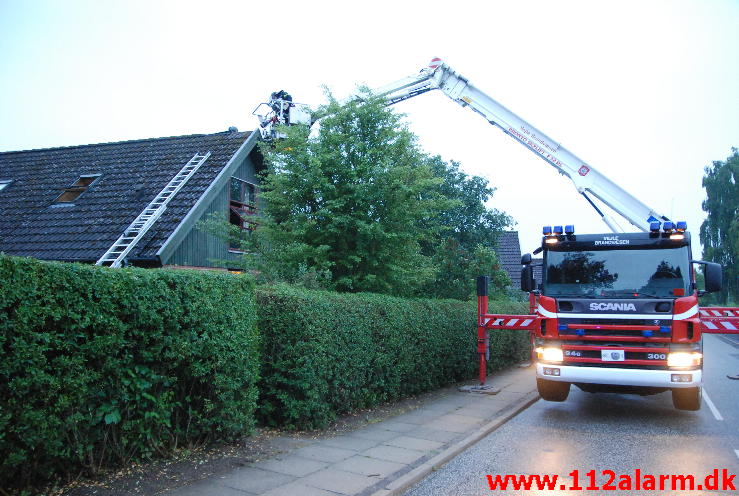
[402,334,739,496]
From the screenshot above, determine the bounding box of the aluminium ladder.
[96,151,212,268]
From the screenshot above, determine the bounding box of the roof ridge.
[0,129,251,155]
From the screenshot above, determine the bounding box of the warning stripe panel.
[481,314,538,330]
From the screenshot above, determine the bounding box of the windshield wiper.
[603,291,664,299]
[550,292,596,298]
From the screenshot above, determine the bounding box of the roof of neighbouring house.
[494,230,522,288]
[0,130,256,263]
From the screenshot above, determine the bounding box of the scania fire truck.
[255,58,739,411]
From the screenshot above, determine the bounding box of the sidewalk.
[165,365,539,496]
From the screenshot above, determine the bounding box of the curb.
[369,390,540,496]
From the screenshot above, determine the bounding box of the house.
[0,129,527,283]
[0,129,261,269]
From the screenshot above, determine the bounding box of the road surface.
[403,334,739,496]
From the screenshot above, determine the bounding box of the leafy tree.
[252,92,450,296]
[422,157,512,299]
[211,91,513,298]
[700,148,738,303]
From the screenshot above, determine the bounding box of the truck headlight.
[667,351,702,368]
[536,346,563,363]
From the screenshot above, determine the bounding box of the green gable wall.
[158,134,262,269]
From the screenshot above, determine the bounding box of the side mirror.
[693,260,723,295]
[703,262,723,293]
[521,265,535,292]
[521,253,532,265]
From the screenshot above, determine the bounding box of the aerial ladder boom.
[255,58,670,233]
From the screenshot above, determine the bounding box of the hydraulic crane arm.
[255,58,670,233]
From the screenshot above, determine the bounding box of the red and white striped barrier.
[480,314,539,331]
[699,307,739,334]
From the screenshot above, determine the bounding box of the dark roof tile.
[0,131,252,262]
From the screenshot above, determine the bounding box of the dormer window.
[54,175,100,203]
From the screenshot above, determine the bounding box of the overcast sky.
[1,0,737,257]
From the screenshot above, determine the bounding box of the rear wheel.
[672,387,701,411]
[537,378,570,402]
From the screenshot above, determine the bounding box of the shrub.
[0,255,259,491]
[256,285,528,429]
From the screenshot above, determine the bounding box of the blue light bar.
[663,221,674,232]
[565,225,575,234]
[553,225,563,234]
[543,225,552,235]
[676,221,687,232]
[642,330,653,337]
[650,221,661,232]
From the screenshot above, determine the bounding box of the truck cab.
[522,223,723,411]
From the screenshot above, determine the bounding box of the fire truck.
[254,58,739,411]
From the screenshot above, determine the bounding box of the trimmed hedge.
[256,285,529,429]
[0,255,259,490]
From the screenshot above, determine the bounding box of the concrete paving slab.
[320,434,380,451]
[436,413,488,426]
[375,420,417,433]
[301,467,381,494]
[423,418,483,434]
[255,455,329,477]
[334,454,406,477]
[362,445,426,464]
[217,467,295,494]
[351,427,402,442]
[383,435,444,452]
[291,444,357,463]
[452,405,505,419]
[404,426,461,443]
[390,410,442,425]
[168,480,249,496]
[261,482,338,496]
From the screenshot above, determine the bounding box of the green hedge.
[0,255,259,491]
[256,285,529,429]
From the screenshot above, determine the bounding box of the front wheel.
[672,387,701,411]
[537,378,570,402]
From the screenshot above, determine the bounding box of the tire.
[672,387,701,411]
[537,378,570,402]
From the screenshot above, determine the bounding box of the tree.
[700,148,738,303]
[219,91,512,298]
[253,92,450,296]
[422,157,513,299]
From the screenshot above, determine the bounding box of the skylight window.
[0,180,10,192]
[55,175,100,203]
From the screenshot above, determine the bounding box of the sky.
[1,0,737,257]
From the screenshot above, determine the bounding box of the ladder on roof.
[96,151,211,268]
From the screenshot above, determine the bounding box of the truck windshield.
[543,246,690,298]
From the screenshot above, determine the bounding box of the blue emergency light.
[663,221,674,232]
[543,226,552,235]
[650,221,661,232]
[553,225,563,234]
[565,225,575,234]
[676,221,687,232]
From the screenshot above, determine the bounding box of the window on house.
[229,177,258,250]
[54,175,100,203]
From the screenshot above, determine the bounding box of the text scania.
[590,303,637,311]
